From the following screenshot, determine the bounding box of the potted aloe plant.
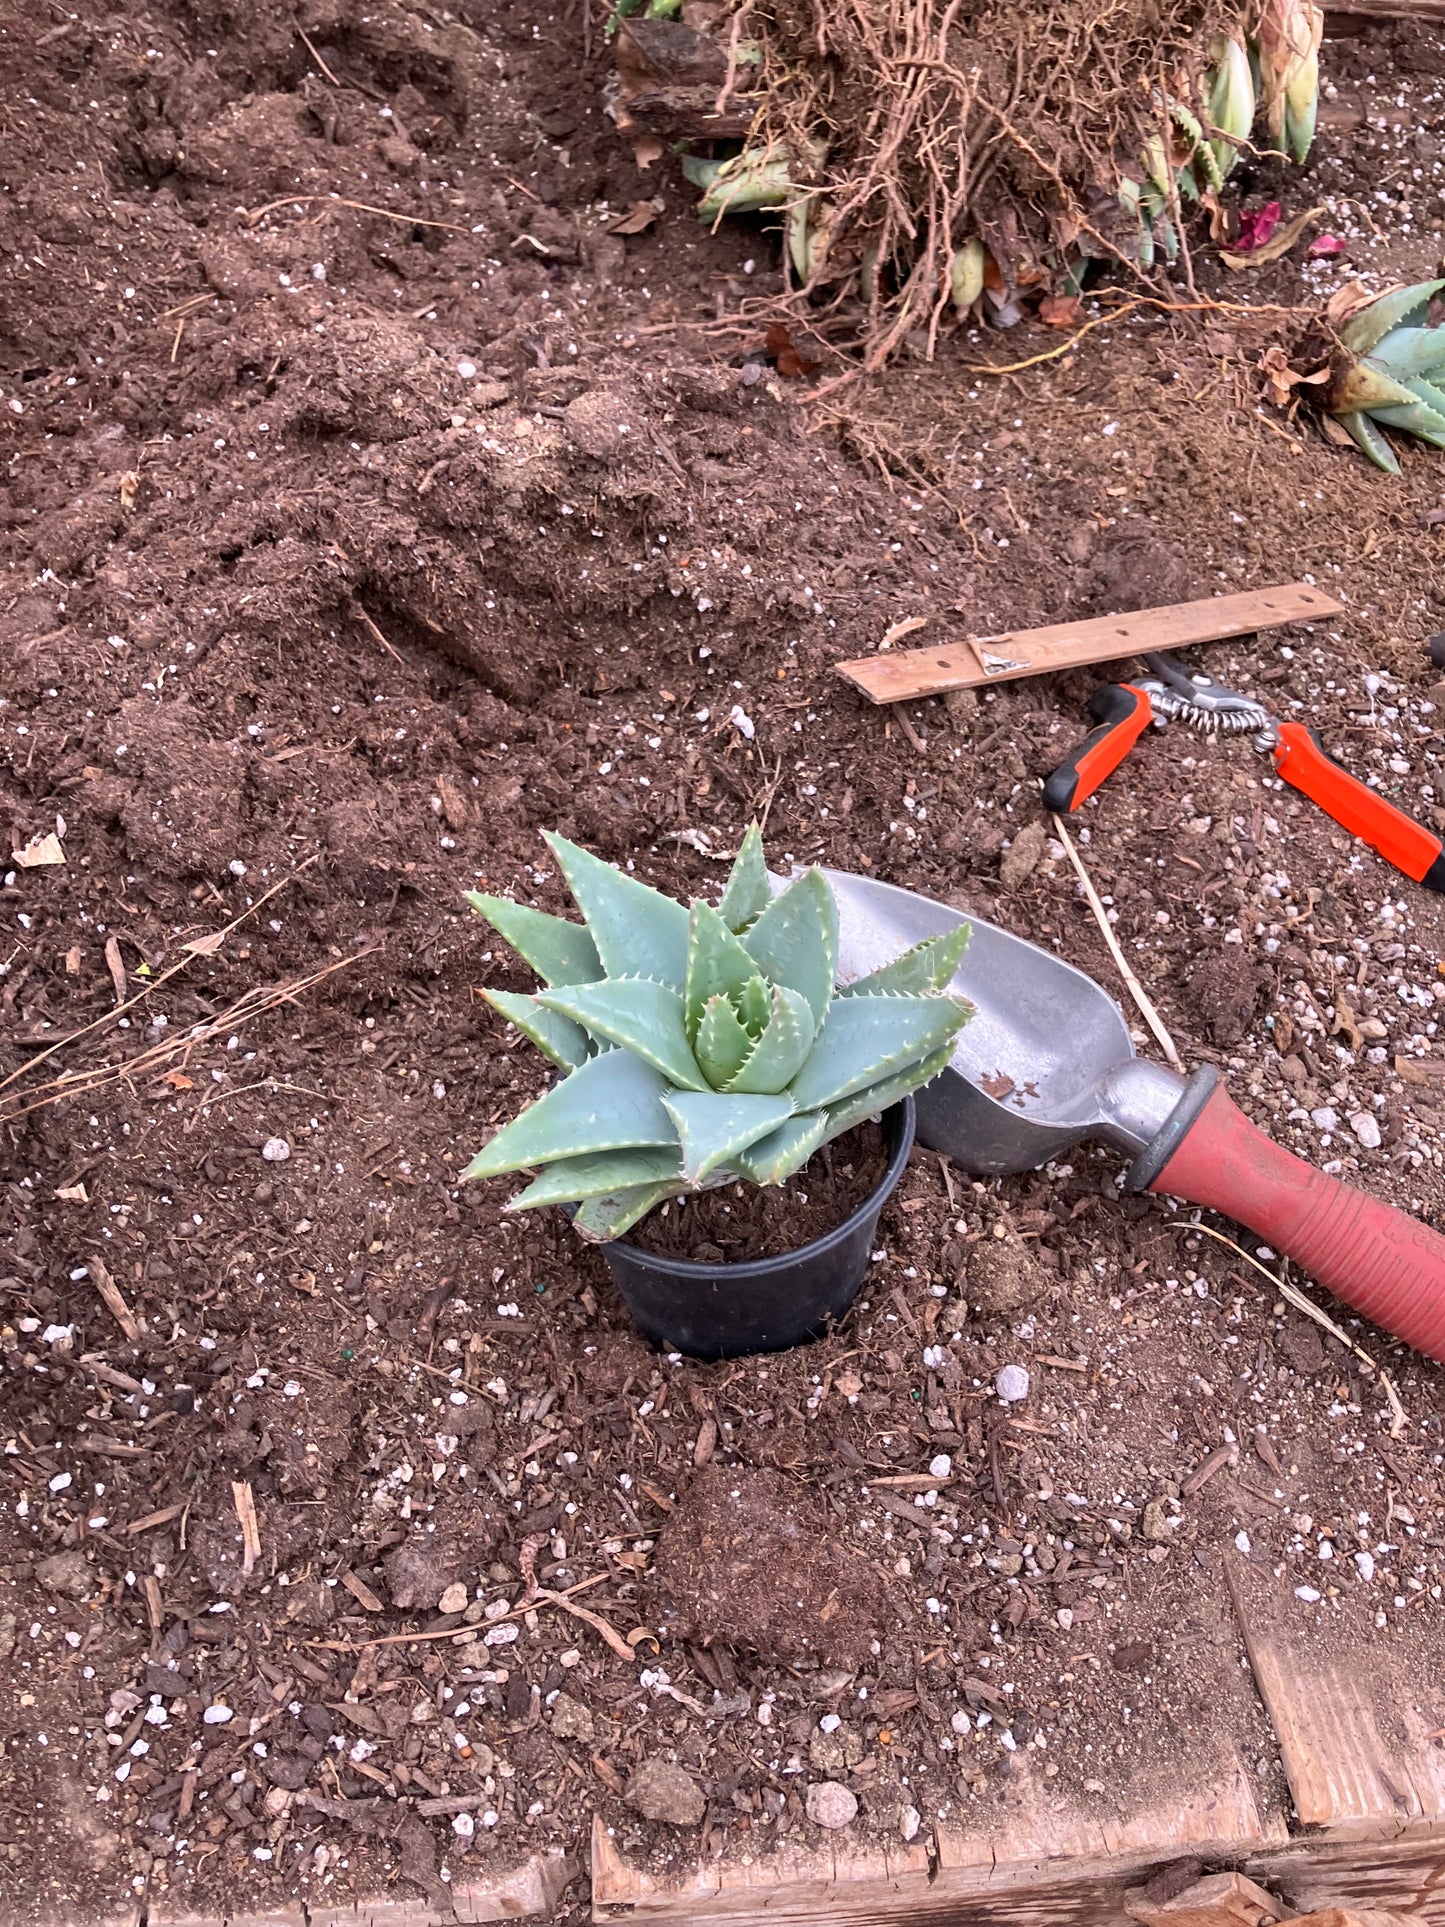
[464,827,972,1358]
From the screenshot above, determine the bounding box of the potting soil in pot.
[627,1120,889,1263]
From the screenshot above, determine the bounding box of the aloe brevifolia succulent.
[464,829,972,1242]
[1326,278,1445,475]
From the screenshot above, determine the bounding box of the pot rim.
[605,1096,916,1280]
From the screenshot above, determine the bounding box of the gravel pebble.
[1349,1111,1382,1150]
[995,1364,1030,1403]
[805,1780,858,1829]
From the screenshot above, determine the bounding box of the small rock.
[549,1692,596,1744]
[202,1704,234,1725]
[1349,1111,1382,1151]
[900,1804,922,1843]
[1355,1551,1375,1582]
[261,1137,291,1163]
[1055,1607,1074,1630]
[1310,1107,1338,1134]
[437,1582,468,1616]
[999,820,1047,890]
[36,1550,93,1600]
[928,1453,952,1480]
[1141,1499,1173,1543]
[263,1752,312,1791]
[995,1363,1030,1403]
[625,1757,705,1828]
[806,1781,858,1830]
[1295,1585,1322,1603]
[968,1235,1047,1319]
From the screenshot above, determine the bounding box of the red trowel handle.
[1143,1082,1445,1361]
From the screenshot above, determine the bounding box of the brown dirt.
[1,2,1444,1923]
[647,1465,894,1670]
[627,1120,889,1263]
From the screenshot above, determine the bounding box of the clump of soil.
[649,1465,893,1667]
[628,1121,888,1262]
[1181,948,1269,1047]
[967,1232,1049,1320]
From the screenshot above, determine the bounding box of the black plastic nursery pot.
[598,1097,916,1361]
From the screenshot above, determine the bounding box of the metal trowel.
[824,869,1445,1360]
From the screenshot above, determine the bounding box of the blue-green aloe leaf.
[1407,374,1445,417]
[463,1051,676,1180]
[736,973,771,1036]
[538,978,708,1091]
[1369,326,1445,380]
[1370,397,1445,449]
[507,1146,684,1209]
[483,989,590,1072]
[662,1090,795,1183]
[467,894,602,988]
[684,900,758,1040]
[825,1043,956,1138]
[788,994,970,1112]
[733,1110,831,1185]
[726,984,815,1095]
[1337,410,1401,475]
[542,833,688,988]
[742,869,837,1026]
[841,923,972,998]
[574,1180,689,1243]
[695,994,755,1088]
[717,823,770,932]
[1340,279,1445,356]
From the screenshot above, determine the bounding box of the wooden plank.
[832,584,1344,703]
[1248,1825,1445,1921]
[591,1751,1282,1924]
[1227,1562,1445,1837]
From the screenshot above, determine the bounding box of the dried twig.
[232,1480,261,1575]
[1180,1220,1408,1438]
[1050,813,1182,1071]
[239,193,469,234]
[0,860,315,1101]
[307,1575,610,1651]
[86,1256,141,1343]
[296,24,341,85]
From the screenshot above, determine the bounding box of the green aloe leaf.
[695,994,755,1088]
[483,989,590,1071]
[736,973,771,1035]
[542,833,689,988]
[788,993,970,1112]
[684,900,758,1040]
[1337,410,1401,475]
[725,984,815,1094]
[539,978,707,1091]
[717,823,770,933]
[842,923,971,998]
[1341,279,1445,356]
[466,893,602,987]
[574,1180,689,1243]
[662,1090,795,1183]
[1407,374,1445,416]
[462,1051,677,1180]
[1370,398,1445,449]
[1340,363,1420,412]
[1369,326,1445,381]
[733,1110,831,1185]
[742,869,838,1027]
[826,1043,956,1138]
[507,1146,684,1209]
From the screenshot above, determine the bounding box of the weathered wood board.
[832,584,1344,702]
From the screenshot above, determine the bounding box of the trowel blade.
[822,869,1184,1173]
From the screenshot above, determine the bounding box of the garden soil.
[2,3,1445,1923]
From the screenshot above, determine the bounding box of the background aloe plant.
[1326,278,1445,475]
[464,829,972,1242]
